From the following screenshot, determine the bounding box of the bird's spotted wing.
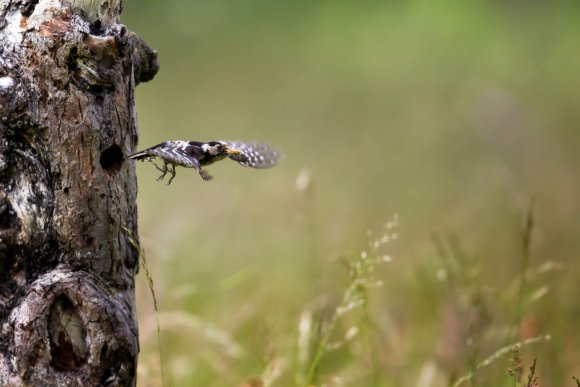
[223,141,281,168]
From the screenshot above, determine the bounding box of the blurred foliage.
[122,1,580,385]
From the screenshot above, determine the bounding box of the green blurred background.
[122,1,580,386]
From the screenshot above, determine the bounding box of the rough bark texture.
[0,0,158,385]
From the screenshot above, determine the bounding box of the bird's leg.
[190,158,212,181]
[154,161,168,181]
[152,160,164,173]
[166,163,177,185]
[195,165,212,181]
[199,169,213,181]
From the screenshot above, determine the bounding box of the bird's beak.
[226,148,242,156]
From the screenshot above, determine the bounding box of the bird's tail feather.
[128,150,150,160]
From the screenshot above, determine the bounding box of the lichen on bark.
[0,0,157,385]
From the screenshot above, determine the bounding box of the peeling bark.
[0,0,158,385]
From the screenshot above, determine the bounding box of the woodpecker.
[128,140,280,184]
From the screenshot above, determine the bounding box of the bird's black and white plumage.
[128,140,280,184]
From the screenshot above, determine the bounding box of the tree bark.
[0,0,157,385]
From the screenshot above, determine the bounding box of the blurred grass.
[122,1,580,385]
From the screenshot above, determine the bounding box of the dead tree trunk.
[0,0,157,385]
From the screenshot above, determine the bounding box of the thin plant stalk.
[123,226,166,387]
[514,200,534,342]
[453,334,550,387]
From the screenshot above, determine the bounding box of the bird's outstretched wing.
[223,141,281,168]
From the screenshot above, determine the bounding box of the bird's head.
[202,141,227,156]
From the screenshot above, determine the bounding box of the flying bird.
[128,140,280,184]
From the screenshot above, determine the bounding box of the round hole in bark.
[0,201,19,231]
[90,20,103,35]
[100,144,123,173]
